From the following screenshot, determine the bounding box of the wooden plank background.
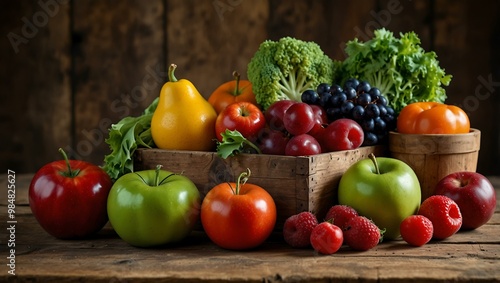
[1,0,499,176]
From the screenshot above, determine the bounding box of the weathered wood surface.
[1,1,500,177]
[0,174,499,282]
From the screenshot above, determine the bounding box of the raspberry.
[400,215,434,246]
[418,195,462,240]
[283,211,318,248]
[325,205,358,230]
[310,222,343,255]
[343,216,381,251]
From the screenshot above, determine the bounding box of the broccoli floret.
[247,37,337,110]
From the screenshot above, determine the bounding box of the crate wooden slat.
[134,145,387,228]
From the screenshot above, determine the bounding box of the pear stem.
[369,153,381,175]
[168,64,178,82]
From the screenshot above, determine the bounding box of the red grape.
[321,118,364,152]
[285,134,321,156]
[283,103,315,136]
[255,127,290,155]
[264,100,296,132]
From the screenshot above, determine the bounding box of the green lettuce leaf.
[337,28,452,113]
[102,97,158,181]
[216,129,261,159]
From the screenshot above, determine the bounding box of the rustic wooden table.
[1,173,499,282]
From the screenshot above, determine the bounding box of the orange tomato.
[397,102,470,134]
[208,71,257,114]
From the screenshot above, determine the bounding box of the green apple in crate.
[338,154,421,240]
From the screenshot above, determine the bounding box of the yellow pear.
[151,64,217,151]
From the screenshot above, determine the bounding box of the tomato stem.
[369,153,381,175]
[232,71,241,96]
[168,64,178,82]
[58,148,80,178]
[234,168,251,195]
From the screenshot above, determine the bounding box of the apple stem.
[58,148,80,178]
[369,153,381,175]
[232,71,241,96]
[154,164,163,186]
[234,168,251,195]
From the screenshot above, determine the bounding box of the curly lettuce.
[337,28,452,113]
[102,97,158,181]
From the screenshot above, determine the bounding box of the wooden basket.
[134,145,387,230]
[389,129,481,200]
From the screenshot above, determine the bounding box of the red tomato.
[29,149,112,239]
[215,101,266,142]
[201,169,277,250]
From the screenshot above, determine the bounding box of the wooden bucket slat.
[389,129,481,200]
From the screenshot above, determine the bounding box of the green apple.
[107,165,200,247]
[338,154,421,240]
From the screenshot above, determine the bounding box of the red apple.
[29,149,112,239]
[434,171,496,230]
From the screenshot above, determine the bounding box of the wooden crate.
[134,145,387,230]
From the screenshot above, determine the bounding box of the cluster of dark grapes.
[301,78,397,146]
